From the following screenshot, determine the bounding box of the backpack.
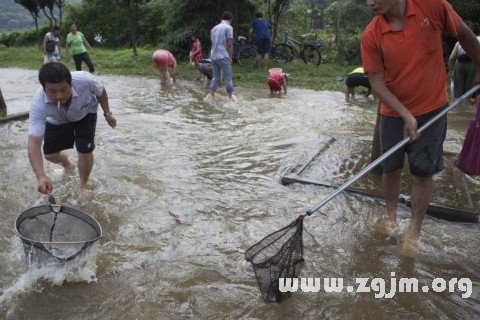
[46,33,56,53]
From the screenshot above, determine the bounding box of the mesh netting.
[15,204,102,264]
[245,216,305,303]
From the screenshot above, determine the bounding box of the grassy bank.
[0,45,353,92]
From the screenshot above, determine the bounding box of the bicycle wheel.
[270,48,287,64]
[273,44,294,62]
[301,46,322,66]
[238,46,258,67]
[233,42,241,64]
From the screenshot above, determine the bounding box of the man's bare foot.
[374,216,397,236]
[59,162,76,180]
[77,186,93,201]
[400,226,420,257]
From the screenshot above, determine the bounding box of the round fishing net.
[15,203,102,264]
[245,217,305,303]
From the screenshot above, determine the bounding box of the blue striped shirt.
[28,71,104,137]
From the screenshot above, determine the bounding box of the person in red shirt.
[152,49,177,85]
[189,32,204,81]
[267,68,287,96]
[361,0,480,255]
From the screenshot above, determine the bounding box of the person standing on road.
[43,26,61,63]
[66,22,95,73]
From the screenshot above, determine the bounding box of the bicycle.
[274,34,322,66]
[235,36,288,67]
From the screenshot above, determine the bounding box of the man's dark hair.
[255,12,263,19]
[52,26,60,31]
[38,62,72,88]
[222,11,233,21]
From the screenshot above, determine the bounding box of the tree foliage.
[448,0,480,23]
[162,0,257,58]
[14,0,40,31]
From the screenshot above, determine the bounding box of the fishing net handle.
[306,84,480,216]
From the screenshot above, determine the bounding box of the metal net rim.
[15,204,103,245]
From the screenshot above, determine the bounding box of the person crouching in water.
[152,49,177,85]
[267,68,287,96]
[197,59,213,89]
[345,67,375,102]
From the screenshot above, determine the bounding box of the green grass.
[0,45,353,92]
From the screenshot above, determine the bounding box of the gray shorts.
[380,106,447,177]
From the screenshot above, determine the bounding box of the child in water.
[189,32,204,81]
[267,68,288,96]
[197,59,213,89]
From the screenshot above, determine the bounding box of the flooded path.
[0,68,479,319]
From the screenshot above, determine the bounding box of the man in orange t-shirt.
[361,0,480,254]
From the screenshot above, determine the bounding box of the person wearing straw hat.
[267,68,288,96]
[361,0,480,255]
[27,62,117,197]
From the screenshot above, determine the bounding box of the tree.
[55,0,66,26]
[448,0,480,23]
[324,0,372,64]
[115,0,151,56]
[14,0,40,31]
[39,0,57,27]
[264,0,292,43]
[162,0,256,58]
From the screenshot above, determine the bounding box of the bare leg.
[45,151,75,171]
[382,168,402,224]
[405,175,432,240]
[375,168,401,235]
[77,152,94,190]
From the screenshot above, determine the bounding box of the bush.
[0,27,49,47]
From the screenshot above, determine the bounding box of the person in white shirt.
[28,62,117,196]
[208,11,234,99]
[43,26,61,63]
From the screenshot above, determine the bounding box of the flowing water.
[0,68,479,319]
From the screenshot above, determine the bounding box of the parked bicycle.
[234,36,288,67]
[274,34,322,66]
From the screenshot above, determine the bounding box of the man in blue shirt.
[249,12,271,68]
[209,11,234,99]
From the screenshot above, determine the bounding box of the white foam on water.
[0,242,99,310]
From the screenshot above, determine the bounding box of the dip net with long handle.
[245,86,480,303]
[15,196,102,265]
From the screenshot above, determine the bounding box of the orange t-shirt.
[361,0,462,117]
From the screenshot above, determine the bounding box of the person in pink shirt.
[152,49,177,84]
[267,68,287,96]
